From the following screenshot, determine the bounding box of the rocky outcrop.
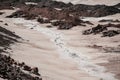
[5,0,120,30]
[0,12,4,15]
[83,24,107,35]
[0,54,42,80]
[51,16,85,29]
[102,30,120,37]
[1,0,120,17]
[37,17,50,23]
[63,4,120,17]
[52,21,73,30]
[83,23,120,37]
[7,5,94,29]
[114,3,120,8]
[0,26,20,47]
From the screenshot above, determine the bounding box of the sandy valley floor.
[0,9,120,80]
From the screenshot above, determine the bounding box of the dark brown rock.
[99,19,120,23]
[37,17,50,23]
[4,23,8,26]
[31,67,40,76]
[23,65,32,71]
[83,24,107,35]
[46,25,52,28]
[102,30,120,37]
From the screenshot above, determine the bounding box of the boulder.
[83,24,107,35]
[102,30,120,37]
[23,65,32,71]
[31,67,40,76]
[37,17,50,23]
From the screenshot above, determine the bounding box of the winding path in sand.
[11,18,117,80]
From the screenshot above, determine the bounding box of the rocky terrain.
[114,3,120,8]
[5,0,120,30]
[0,0,120,80]
[0,21,42,80]
[99,19,120,23]
[83,23,120,37]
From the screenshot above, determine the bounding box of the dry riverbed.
[0,10,120,80]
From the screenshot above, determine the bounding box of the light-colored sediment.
[54,0,120,5]
[0,10,120,80]
[0,10,99,80]
[0,78,4,80]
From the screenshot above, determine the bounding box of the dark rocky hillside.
[5,0,120,30]
[64,4,120,17]
[0,26,20,48]
[0,26,42,80]
[1,0,119,17]
[6,5,94,29]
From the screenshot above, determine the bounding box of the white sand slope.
[54,0,120,5]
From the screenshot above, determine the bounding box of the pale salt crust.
[12,18,118,80]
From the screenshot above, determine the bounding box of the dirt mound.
[103,23,120,28]
[0,26,20,39]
